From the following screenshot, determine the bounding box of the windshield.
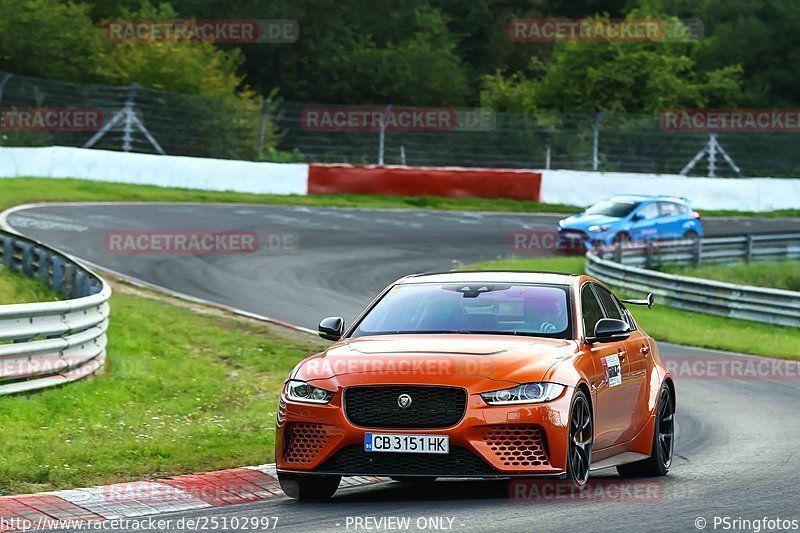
[584,200,640,218]
[351,283,571,339]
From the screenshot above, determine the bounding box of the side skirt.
[590,452,651,472]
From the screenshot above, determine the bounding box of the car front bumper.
[275,385,572,478]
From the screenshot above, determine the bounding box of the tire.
[612,232,631,245]
[278,473,341,500]
[683,230,699,243]
[390,476,437,483]
[566,389,593,488]
[617,384,674,477]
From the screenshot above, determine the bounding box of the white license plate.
[364,433,449,454]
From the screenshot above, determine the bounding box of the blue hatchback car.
[557,195,703,250]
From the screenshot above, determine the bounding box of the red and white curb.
[0,465,386,531]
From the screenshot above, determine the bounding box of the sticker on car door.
[604,354,622,387]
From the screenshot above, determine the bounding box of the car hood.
[293,334,579,387]
[561,213,622,230]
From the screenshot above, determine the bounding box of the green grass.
[467,256,800,360]
[1,177,799,217]
[0,265,60,304]
[0,274,326,495]
[664,261,800,292]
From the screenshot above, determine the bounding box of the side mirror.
[586,318,631,344]
[318,316,345,341]
[631,213,643,222]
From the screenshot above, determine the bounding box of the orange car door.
[593,285,650,444]
[580,284,632,451]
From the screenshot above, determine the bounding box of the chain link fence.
[2,70,799,177]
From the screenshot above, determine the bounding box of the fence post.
[614,241,623,263]
[592,112,605,171]
[258,99,268,160]
[377,104,391,165]
[545,144,551,170]
[0,73,12,109]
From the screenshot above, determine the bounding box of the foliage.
[0,0,100,81]
[481,13,745,114]
[259,147,306,163]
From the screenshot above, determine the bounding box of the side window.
[594,285,625,321]
[580,285,605,337]
[636,203,660,220]
[658,202,680,217]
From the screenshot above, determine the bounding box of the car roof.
[397,271,577,286]
[608,194,690,204]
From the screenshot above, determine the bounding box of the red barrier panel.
[308,164,541,201]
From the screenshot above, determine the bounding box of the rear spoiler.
[621,292,655,309]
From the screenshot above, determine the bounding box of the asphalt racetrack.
[7,203,800,533]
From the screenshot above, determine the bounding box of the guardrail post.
[693,238,703,266]
[74,270,87,298]
[645,241,654,269]
[36,249,50,285]
[745,235,753,264]
[614,241,623,263]
[63,263,76,298]
[2,237,13,269]
[21,243,34,276]
[52,257,65,293]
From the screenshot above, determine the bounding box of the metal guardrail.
[0,230,110,395]
[586,233,800,327]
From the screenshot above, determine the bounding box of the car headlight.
[587,224,610,232]
[558,219,566,228]
[480,383,565,405]
[283,380,334,404]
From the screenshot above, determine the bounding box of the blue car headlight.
[587,224,610,232]
[480,383,565,405]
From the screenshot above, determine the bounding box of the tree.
[480,15,743,113]
[0,0,100,80]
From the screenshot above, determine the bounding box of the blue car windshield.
[585,200,640,217]
[351,283,571,339]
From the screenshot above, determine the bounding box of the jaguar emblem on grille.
[397,394,413,409]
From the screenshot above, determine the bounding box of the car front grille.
[319,445,498,476]
[481,425,550,468]
[344,386,467,429]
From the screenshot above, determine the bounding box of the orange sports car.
[276,271,675,499]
